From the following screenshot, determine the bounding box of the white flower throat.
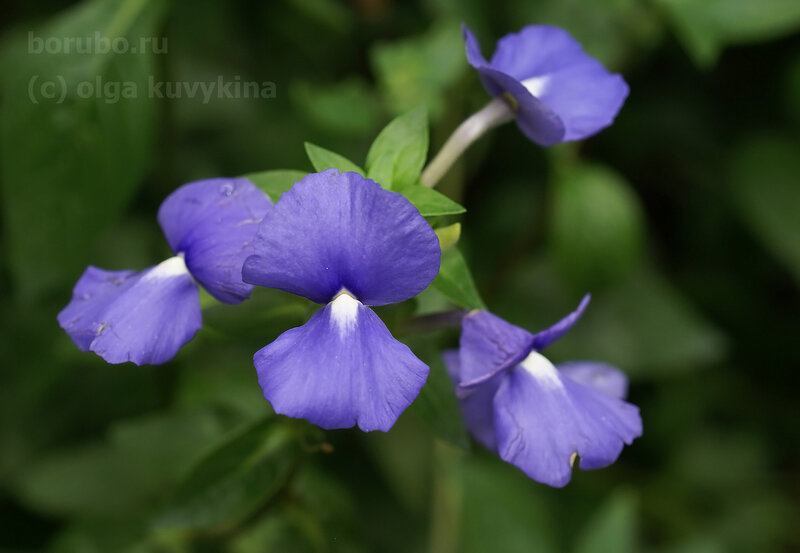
[330,290,360,338]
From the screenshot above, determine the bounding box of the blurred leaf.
[291,78,379,135]
[574,492,638,553]
[729,135,800,285]
[510,0,662,67]
[396,184,465,217]
[109,409,228,491]
[435,222,462,252]
[0,0,167,299]
[550,163,645,289]
[457,455,557,553]
[547,264,728,376]
[285,0,353,33]
[655,0,800,66]
[431,247,486,310]
[15,443,148,516]
[245,169,307,201]
[304,142,364,175]
[154,417,301,531]
[370,21,466,117]
[229,505,324,553]
[365,107,428,190]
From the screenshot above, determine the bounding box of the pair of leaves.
[245,108,466,220]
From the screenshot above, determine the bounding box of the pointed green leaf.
[431,247,486,310]
[367,151,395,189]
[396,185,465,217]
[153,417,302,531]
[365,107,428,189]
[304,142,365,175]
[245,170,307,201]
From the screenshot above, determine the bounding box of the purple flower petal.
[456,310,535,388]
[242,170,440,306]
[57,266,139,350]
[529,294,590,351]
[158,177,272,304]
[253,292,429,431]
[558,361,629,400]
[493,351,642,487]
[58,257,202,365]
[444,349,501,450]
[462,24,628,144]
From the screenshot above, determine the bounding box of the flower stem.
[420,97,514,188]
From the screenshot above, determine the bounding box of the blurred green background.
[1,0,799,552]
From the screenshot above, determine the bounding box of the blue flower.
[242,169,441,432]
[444,296,642,487]
[462,24,629,146]
[58,177,272,365]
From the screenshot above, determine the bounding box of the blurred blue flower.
[242,169,441,432]
[444,296,642,487]
[462,24,629,145]
[58,177,272,365]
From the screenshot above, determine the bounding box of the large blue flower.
[462,24,629,146]
[58,177,272,365]
[444,296,642,487]
[242,169,441,432]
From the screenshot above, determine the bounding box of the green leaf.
[370,21,466,117]
[655,0,800,66]
[550,163,645,290]
[245,169,307,201]
[435,222,461,252]
[365,107,428,189]
[0,0,167,299]
[575,492,638,553]
[153,417,302,531]
[396,185,465,217]
[729,135,800,285]
[431,247,486,310]
[366,151,395,189]
[456,456,557,553]
[304,142,364,175]
[15,443,149,516]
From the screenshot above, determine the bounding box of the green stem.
[420,98,513,189]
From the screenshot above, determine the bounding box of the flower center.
[519,350,562,389]
[141,254,190,283]
[520,75,550,98]
[330,289,360,337]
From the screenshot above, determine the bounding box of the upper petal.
[456,310,535,388]
[529,294,590,351]
[158,177,272,304]
[489,25,628,142]
[242,170,441,305]
[58,258,202,365]
[558,361,629,400]
[493,352,642,487]
[253,294,429,431]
